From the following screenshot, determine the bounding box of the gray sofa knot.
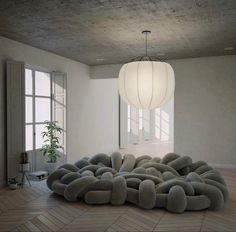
[47,152,228,213]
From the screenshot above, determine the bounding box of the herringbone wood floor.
[0,168,236,232]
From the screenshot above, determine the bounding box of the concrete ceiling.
[0,0,236,65]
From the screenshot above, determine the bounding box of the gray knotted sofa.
[47,152,228,213]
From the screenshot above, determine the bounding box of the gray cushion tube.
[201,172,226,185]
[186,172,204,183]
[189,161,207,171]
[89,153,111,167]
[135,155,152,166]
[136,159,150,167]
[140,162,180,176]
[186,195,211,210]
[121,173,163,184]
[58,164,79,172]
[161,153,180,164]
[85,191,111,204]
[131,167,147,174]
[139,180,156,209]
[64,176,96,201]
[190,182,224,210]
[126,188,139,205]
[78,179,113,198]
[155,194,168,207]
[52,180,67,196]
[204,179,229,202]
[167,185,187,213]
[156,179,195,196]
[47,168,71,190]
[110,152,122,171]
[111,177,127,205]
[74,159,90,168]
[81,170,94,177]
[95,167,117,176]
[126,178,142,189]
[101,172,114,180]
[162,171,177,181]
[195,165,213,175]
[168,156,192,171]
[61,172,81,184]
[119,154,136,172]
[79,165,100,173]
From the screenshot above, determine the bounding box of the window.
[127,105,131,132]
[126,98,174,146]
[138,109,143,130]
[25,68,52,151]
[6,61,66,177]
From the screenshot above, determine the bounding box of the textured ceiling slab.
[0,0,236,65]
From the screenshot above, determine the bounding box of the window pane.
[130,107,139,136]
[35,97,51,122]
[35,124,45,149]
[127,105,130,118]
[35,71,51,96]
[25,125,33,151]
[25,69,33,95]
[127,118,130,132]
[155,109,161,139]
[139,109,143,130]
[25,96,33,123]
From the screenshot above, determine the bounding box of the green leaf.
[40,120,63,162]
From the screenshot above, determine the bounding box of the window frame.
[25,66,52,151]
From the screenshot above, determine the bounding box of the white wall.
[0,35,235,186]
[92,55,236,165]
[169,56,236,165]
[68,77,119,163]
[0,36,119,186]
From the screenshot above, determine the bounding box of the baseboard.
[209,163,236,169]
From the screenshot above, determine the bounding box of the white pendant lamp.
[118,31,175,109]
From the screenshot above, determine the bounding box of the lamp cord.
[142,30,151,57]
[145,32,148,57]
[131,30,163,62]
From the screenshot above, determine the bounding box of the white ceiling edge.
[90,63,123,79]
[90,55,236,79]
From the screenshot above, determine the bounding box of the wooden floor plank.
[42,212,65,228]
[37,215,59,231]
[30,217,51,232]
[24,221,41,232]
[0,168,235,232]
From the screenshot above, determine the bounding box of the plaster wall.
[0,36,119,186]
[169,56,236,164]
[91,55,236,165]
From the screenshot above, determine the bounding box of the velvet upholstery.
[47,152,228,213]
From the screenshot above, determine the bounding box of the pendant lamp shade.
[118,61,175,109]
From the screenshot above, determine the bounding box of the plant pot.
[9,183,18,190]
[45,162,58,175]
[19,163,30,172]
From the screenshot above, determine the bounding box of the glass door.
[25,68,52,171]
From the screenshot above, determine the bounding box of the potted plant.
[41,120,62,174]
[20,151,29,164]
[8,178,18,190]
[19,152,30,172]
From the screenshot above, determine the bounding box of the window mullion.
[50,73,53,123]
[32,69,36,171]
